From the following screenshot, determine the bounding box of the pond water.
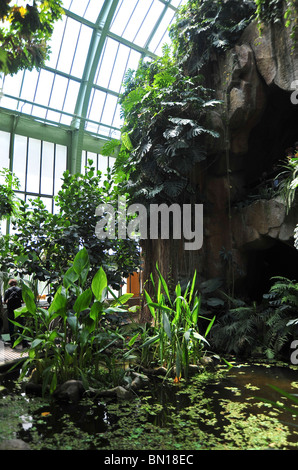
[1,361,298,450]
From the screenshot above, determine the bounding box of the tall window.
[12,135,67,213]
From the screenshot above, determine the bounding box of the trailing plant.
[254,0,297,38]
[112,47,220,206]
[13,247,133,396]
[169,0,256,73]
[126,264,215,380]
[0,0,64,75]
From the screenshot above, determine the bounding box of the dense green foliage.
[211,277,298,359]
[125,265,215,379]
[0,0,63,75]
[169,0,256,73]
[1,163,140,290]
[107,46,220,207]
[13,248,133,395]
[0,169,20,220]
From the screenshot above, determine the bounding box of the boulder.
[0,439,31,450]
[53,380,85,403]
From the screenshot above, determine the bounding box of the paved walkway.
[0,338,28,371]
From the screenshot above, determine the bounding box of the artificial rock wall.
[199,17,298,299]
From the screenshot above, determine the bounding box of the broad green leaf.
[175,342,182,379]
[192,331,209,345]
[92,267,107,301]
[111,293,133,306]
[90,301,103,321]
[14,306,28,318]
[67,315,78,333]
[65,343,78,356]
[31,338,44,349]
[63,267,79,289]
[73,247,90,275]
[79,328,90,347]
[21,283,36,315]
[48,287,67,316]
[74,288,92,313]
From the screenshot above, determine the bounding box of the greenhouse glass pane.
[27,139,41,194]
[2,72,23,102]
[19,69,40,105]
[45,17,67,69]
[100,94,119,128]
[95,38,120,90]
[40,142,55,196]
[54,145,67,194]
[110,0,139,38]
[133,1,165,47]
[0,131,10,170]
[87,89,106,124]
[62,0,105,20]
[56,17,82,76]
[84,1,105,22]
[60,80,81,125]
[98,155,108,174]
[70,24,93,78]
[39,197,53,212]
[12,135,27,192]
[149,8,176,54]
[33,70,55,108]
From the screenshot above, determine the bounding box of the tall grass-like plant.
[12,248,133,395]
[129,265,215,380]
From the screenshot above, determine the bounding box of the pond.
[1,361,298,451]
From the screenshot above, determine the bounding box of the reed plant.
[132,265,215,380]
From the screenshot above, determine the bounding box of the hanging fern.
[114,51,221,206]
[169,0,256,73]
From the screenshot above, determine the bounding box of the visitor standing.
[4,279,25,348]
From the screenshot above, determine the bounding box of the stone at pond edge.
[53,380,85,403]
[0,439,31,450]
[96,385,133,400]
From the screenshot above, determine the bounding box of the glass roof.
[0,0,186,143]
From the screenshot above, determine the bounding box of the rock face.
[200,16,298,298]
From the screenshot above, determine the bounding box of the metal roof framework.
[0,0,185,174]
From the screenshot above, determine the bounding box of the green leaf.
[192,331,209,345]
[110,292,134,306]
[91,267,107,301]
[90,301,103,321]
[65,343,78,356]
[67,315,78,333]
[48,287,67,316]
[79,328,90,347]
[73,247,90,276]
[31,338,44,349]
[21,283,36,315]
[63,267,79,289]
[74,288,92,314]
[156,263,172,305]
[140,334,160,349]
[162,311,172,340]
[144,290,156,321]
